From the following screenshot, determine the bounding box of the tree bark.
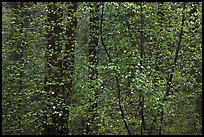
[44,2,64,135]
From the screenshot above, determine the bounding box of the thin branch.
[100,2,131,135]
[45,34,55,42]
[159,2,186,135]
[139,2,147,135]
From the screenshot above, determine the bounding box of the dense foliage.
[2,2,202,135]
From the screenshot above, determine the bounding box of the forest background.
[2,2,202,135]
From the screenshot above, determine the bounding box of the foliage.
[2,2,202,135]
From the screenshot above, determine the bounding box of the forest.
[2,2,202,135]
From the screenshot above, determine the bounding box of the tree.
[43,2,77,135]
[2,2,202,135]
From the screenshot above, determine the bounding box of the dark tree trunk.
[86,2,100,134]
[43,2,64,135]
[62,2,77,135]
[159,2,186,135]
[43,2,77,135]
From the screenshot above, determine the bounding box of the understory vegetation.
[2,2,202,135]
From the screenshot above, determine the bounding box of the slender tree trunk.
[139,2,146,135]
[86,2,100,134]
[100,3,131,135]
[63,2,77,134]
[147,2,165,135]
[159,2,186,135]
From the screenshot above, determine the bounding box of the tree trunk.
[44,2,64,135]
[86,2,100,134]
[139,2,146,135]
[159,2,186,135]
[62,2,77,135]
[8,2,27,134]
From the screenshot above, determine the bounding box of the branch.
[159,2,186,135]
[46,34,55,42]
[100,2,131,135]
[166,2,186,98]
